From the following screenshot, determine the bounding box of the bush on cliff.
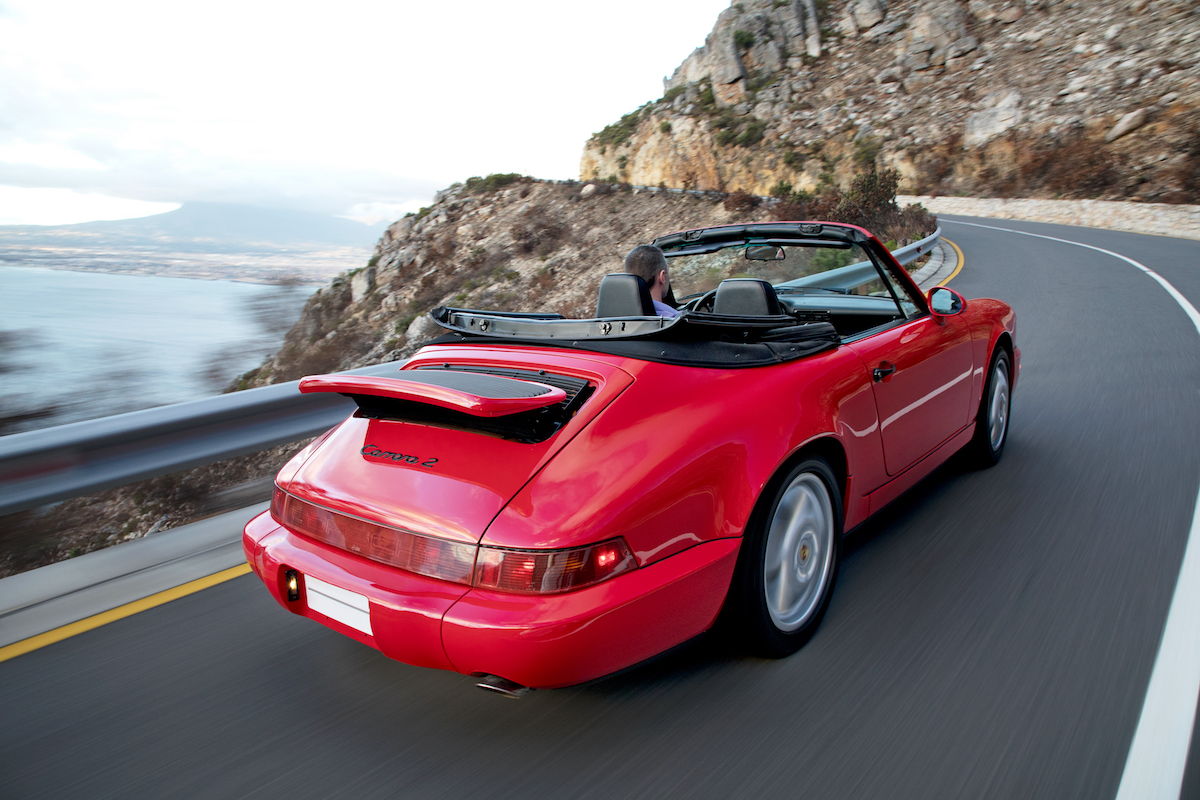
[773,166,936,243]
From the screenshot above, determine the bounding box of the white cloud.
[0,0,733,225]
[0,186,178,225]
[0,140,107,170]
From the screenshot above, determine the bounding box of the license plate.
[304,574,373,636]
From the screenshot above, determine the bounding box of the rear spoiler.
[299,373,567,418]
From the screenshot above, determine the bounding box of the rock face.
[581,0,1200,204]
[241,180,800,385]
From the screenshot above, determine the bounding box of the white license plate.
[304,574,373,636]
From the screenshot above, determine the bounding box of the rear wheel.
[731,456,842,657]
[969,347,1011,468]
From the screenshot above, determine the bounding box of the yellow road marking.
[939,238,965,285]
[0,562,252,664]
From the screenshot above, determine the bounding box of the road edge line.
[939,238,964,285]
[0,563,252,664]
[945,218,1200,800]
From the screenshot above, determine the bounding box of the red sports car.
[243,221,1018,695]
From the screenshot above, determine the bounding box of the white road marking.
[946,218,1200,800]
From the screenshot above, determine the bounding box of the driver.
[624,244,679,318]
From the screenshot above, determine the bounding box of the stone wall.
[899,196,1200,240]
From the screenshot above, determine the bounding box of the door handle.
[873,362,895,382]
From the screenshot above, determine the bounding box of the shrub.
[661,86,686,104]
[660,120,672,134]
[781,145,806,170]
[854,136,882,168]
[723,191,761,212]
[733,29,756,49]
[463,173,525,195]
[593,105,649,148]
[736,118,768,147]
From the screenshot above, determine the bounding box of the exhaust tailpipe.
[475,674,530,699]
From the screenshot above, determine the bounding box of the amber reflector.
[271,487,475,585]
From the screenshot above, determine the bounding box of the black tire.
[729,456,843,658]
[968,346,1011,468]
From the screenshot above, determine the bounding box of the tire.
[969,346,1011,468]
[730,456,842,658]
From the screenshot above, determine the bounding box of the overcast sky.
[0,0,731,226]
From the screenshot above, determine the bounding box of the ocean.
[0,266,316,433]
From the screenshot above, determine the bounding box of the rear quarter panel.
[482,346,883,565]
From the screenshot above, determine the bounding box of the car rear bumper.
[243,511,740,688]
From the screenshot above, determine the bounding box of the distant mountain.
[0,202,388,252]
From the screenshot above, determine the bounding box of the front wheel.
[730,457,842,657]
[968,347,1011,468]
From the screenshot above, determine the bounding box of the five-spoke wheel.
[731,456,842,657]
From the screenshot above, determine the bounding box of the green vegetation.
[854,136,882,168]
[745,69,774,94]
[780,144,806,170]
[593,104,651,149]
[770,166,935,243]
[660,120,672,134]
[737,118,767,147]
[617,155,629,170]
[661,85,686,104]
[773,0,790,7]
[366,254,380,269]
[463,173,524,194]
[733,29,756,49]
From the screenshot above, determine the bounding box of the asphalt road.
[4,217,1200,799]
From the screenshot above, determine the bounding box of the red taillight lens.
[473,538,635,594]
[270,486,475,585]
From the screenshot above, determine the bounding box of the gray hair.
[624,244,667,286]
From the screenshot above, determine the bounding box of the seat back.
[712,278,782,316]
[596,273,656,317]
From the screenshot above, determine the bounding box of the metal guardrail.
[0,231,943,518]
[777,227,941,291]
[0,361,406,517]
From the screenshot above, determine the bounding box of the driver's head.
[624,244,669,294]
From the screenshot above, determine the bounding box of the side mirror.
[928,287,965,322]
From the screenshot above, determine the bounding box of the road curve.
[3,217,1200,800]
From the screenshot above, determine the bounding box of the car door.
[846,313,974,476]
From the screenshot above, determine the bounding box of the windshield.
[666,241,888,298]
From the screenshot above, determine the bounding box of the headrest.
[712,278,782,316]
[595,273,656,317]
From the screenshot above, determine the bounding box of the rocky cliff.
[242,177,925,386]
[581,0,1200,203]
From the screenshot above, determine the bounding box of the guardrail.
[0,231,943,518]
[0,361,406,517]
[778,227,941,291]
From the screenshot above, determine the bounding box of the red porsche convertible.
[243,221,1017,694]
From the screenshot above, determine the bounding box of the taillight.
[271,486,475,585]
[473,538,635,594]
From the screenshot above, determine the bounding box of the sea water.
[0,266,316,432]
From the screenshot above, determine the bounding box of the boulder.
[964,91,1022,147]
[852,0,888,31]
[1105,108,1149,142]
[350,266,376,303]
[907,0,968,53]
[405,313,442,347]
[580,183,598,199]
